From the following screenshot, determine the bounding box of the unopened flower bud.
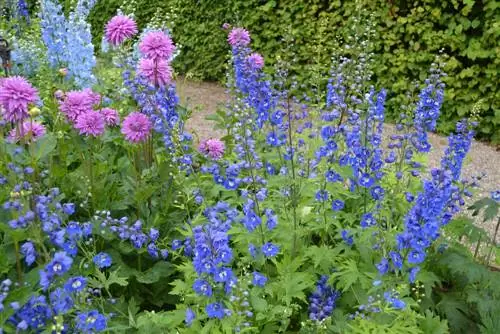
[29,106,41,116]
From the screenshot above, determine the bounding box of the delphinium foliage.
[0,3,499,334]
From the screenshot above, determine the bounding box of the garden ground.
[178,78,500,235]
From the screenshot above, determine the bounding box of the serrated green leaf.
[250,288,268,313]
[106,269,129,288]
[419,310,449,334]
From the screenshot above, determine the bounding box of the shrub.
[1,3,499,333]
[84,0,499,143]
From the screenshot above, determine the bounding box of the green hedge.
[88,0,499,143]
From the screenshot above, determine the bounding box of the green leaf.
[128,297,139,328]
[204,114,221,121]
[169,279,189,296]
[250,288,268,313]
[106,269,129,288]
[91,268,129,290]
[484,203,499,222]
[330,259,358,292]
[305,245,340,271]
[134,184,159,202]
[33,134,57,160]
[419,310,449,334]
[436,293,476,333]
[301,205,313,218]
[270,270,314,305]
[135,262,174,284]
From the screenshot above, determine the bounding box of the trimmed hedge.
[88,0,499,143]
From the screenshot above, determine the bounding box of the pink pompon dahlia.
[121,112,152,143]
[105,15,138,46]
[137,58,173,87]
[100,108,120,126]
[82,88,101,105]
[228,28,250,47]
[199,138,225,160]
[59,89,99,123]
[74,111,105,137]
[139,31,175,61]
[8,121,46,143]
[247,53,264,70]
[0,76,39,122]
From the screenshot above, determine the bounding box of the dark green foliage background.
[33,0,500,142]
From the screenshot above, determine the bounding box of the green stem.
[486,218,500,264]
[88,141,94,211]
[474,235,482,259]
[131,147,141,218]
[241,124,265,246]
[14,241,23,284]
[286,98,299,255]
[320,181,329,245]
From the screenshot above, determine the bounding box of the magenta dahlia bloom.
[59,89,99,123]
[139,31,175,61]
[0,76,39,122]
[228,28,250,47]
[199,138,225,160]
[105,15,138,46]
[74,111,105,137]
[8,121,46,143]
[121,112,152,143]
[247,53,264,70]
[137,58,173,87]
[82,88,101,105]
[100,108,120,126]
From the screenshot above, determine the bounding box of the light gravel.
[178,79,500,236]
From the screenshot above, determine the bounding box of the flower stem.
[14,241,23,284]
[88,140,94,211]
[486,217,500,264]
[286,97,299,256]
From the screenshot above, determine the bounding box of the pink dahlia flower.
[82,88,101,105]
[137,58,173,87]
[139,31,175,61]
[8,121,46,143]
[59,89,99,123]
[0,76,39,122]
[74,111,105,137]
[121,112,152,143]
[100,108,120,126]
[228,28,250,47]
[247,53,264,70]
[199,138,225,160]
[105,15,138,46]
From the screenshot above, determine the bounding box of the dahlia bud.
[29,106,41,116]
[54,90,64,100]
[58,68,68,76]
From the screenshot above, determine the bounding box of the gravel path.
[177,78,500,234]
